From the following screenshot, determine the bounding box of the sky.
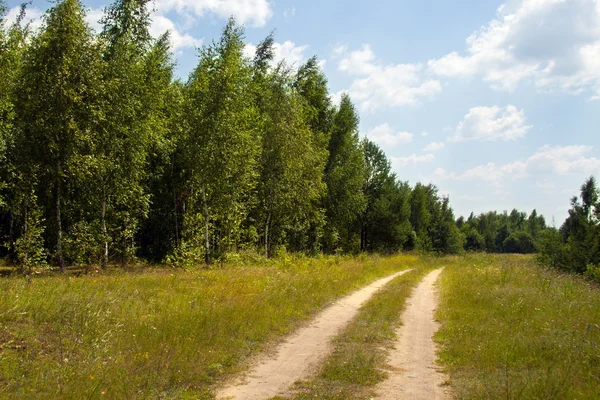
[5,0,600,225]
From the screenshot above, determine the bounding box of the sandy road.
[216,269,413,400]
[374,268,450,400]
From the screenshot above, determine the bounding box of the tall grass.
[436,253,600,399]
[0,254,418,399]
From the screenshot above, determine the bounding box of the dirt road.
[375,268,450,400]
[216,269,413,400]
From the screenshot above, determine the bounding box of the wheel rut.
[374,268,450,400]
[216,269,413,400]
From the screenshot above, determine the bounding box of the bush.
[503,231,536,254]
[584,264,600,283]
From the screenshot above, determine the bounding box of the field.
[0,254,599,399]
[0,254,421,399]
[437,254,600,399]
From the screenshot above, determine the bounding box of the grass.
[436,253,600,399]
[283,257,446,400]
[0,253,421,399]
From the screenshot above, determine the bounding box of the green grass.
[436,253,600,399]
[0,253,420,399]
[283,257,445,400]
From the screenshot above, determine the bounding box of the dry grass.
[0,253,416,399]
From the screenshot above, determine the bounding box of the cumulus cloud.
[6,6,44,32]
[336,44,442,111]
[423,142,445,152]
[366,124,414,147]
[244,40,309,67]
[155,0,273,27]
[451,105,532,142]
[85,7,202,51]
[438,145,600,183]
[150,14,203,51]
[427,0,600,98]
[85,8,104,33]
[391,153,435,167]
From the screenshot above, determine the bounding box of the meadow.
[437,254,600,399]
[0,254,599,399]
[0,254,419,399]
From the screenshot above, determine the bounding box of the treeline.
[536,176,600,281]
[456,209,546,254]
[0,0,466,270]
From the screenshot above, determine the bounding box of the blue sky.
[6,0,600,225]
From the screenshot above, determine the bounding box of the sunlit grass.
[0,253,419,399]
[436,253,600,399]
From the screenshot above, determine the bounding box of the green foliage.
[324,94,366,253]
[584,264,600,283]
[538,176,600,275]
[0,6,495,267]
[503,231,536,254]
[182,18,260,262]
[251,59,326,257]
[458,208,546,254]
[360,140,412,253]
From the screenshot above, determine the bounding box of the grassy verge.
[283,257,445,400]
[0,254,421,399]
[436,253,600,399]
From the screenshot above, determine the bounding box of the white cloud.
[244,40,309,67]
[337,44,442,111]
[155,0,273,27]
[331,43,348,57]
[391,153,435,167]
[438,145,600,184]
[451,105,532,142]
[85,8,202,51]
[274,41,309,66]
[536,179,556,194]
[86,8,104,33]
[366,123,413,147]
[150,14,203,51]
[427,0,600,97]
[283,8,296,19]
[6,6,44,32]
[423,142,445,152]
[421,130,430,137]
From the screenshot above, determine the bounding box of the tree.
[86,0,159,266]
[182,18,260,263]
[556,176,599,273]
[250,46,326,256]
[14,0,103,270]
[360,139,411,252]
[0,3,31,260]
[410,183,432,251]
[323,94,366,252]
[294,56,332,252]
[503,231,536,254]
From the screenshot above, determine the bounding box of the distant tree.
[503,231,536,254]
[360,139,411,252]
[409,183,432,251]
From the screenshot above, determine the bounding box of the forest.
[1,0,598,280]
